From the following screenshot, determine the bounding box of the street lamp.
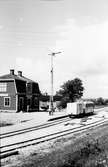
[48,52,61,115]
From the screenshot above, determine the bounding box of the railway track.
[1,107,106,139]
[0,116,70,139]
[1,117,108,159]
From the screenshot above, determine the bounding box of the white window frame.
[4,97,11,107]
[0,82,7,92]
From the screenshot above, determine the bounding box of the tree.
[56,96,68,109]
[56,78,84,103]
[96,97,105,105]
[104,99,108,105]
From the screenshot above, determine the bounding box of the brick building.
[0,69,40,112]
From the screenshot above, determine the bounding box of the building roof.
[0,70,37,84]
[0,73,26,82]
[0,70,40,94]
[18,75,36,83]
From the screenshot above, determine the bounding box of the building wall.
[0,95,16,111]
[27,95,39,112]
[15,80,26,93]
[32,82,40,94]
[0,81,16,111]
[0,80,16,95]
[26,82,40,111]
[17,95,27,112]
[26,82,40,95]
[0,75,40,112]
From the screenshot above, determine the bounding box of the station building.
[0,69,40,112]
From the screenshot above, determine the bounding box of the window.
[27,83,32,93]
[4,97,10,107]
[0,83,7,92]
[86,103,94,108]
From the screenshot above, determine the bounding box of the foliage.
[104,99,108,105]
[91,97,108,106]
[96,97,105,105]
[56,78,84,108]
[56,97,68,109]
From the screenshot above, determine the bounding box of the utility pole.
[48,52,61,115]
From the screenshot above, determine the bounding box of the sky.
[0,0,108,98]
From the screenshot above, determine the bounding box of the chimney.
[10,69,14,75]
[18,71,22,77]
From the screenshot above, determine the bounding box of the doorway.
[19,97,24,111]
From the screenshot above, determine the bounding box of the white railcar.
[67,101,94,116]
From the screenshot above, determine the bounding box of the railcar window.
[86,103,94,108]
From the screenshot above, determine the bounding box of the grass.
[61,138,108,167]
[42,134,108,167]
[1,124,108,167]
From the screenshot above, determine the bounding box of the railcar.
[83,101,94,114]
[67,101,94,117]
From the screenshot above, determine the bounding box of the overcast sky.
[0,0,108,98]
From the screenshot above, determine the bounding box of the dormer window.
[27,83,32,93]
[0,83,7,92]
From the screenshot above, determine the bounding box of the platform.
[0,110,68,135]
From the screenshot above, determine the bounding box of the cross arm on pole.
[48,51,62,56]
